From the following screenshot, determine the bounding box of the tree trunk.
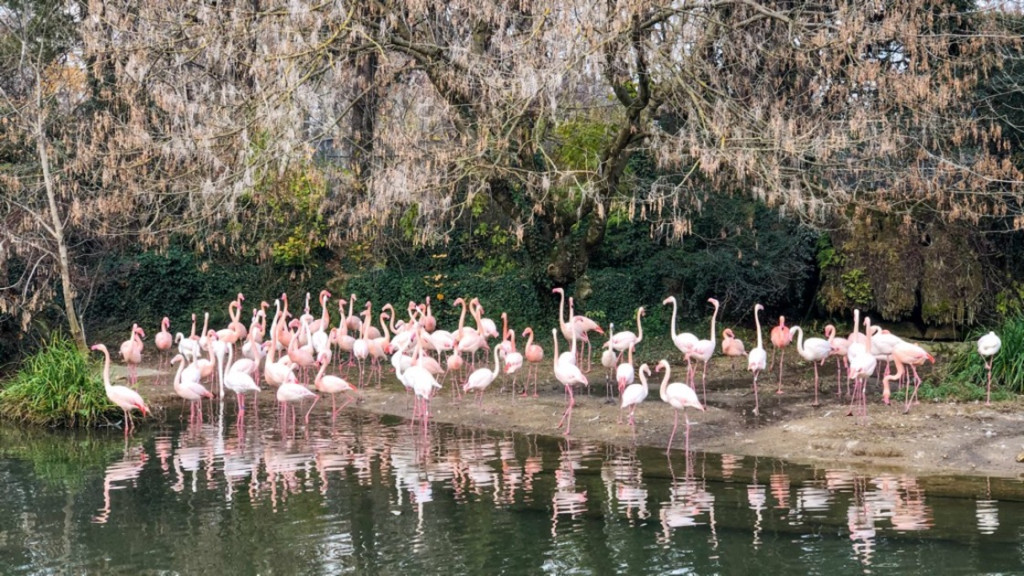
[36,116,87,352]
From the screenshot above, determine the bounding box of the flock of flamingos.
[91,289,1004,451]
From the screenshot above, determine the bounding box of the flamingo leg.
[667,410,679,454]
[752,370,761,416]
[776,349,785,394]
[812,363,820,407]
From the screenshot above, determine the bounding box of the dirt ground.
[131,353,1024,481]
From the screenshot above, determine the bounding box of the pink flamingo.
[119,323,145,388]
[663,295,699,376]
[552,328,588,435]
[657,359,704,454]
[553,288,603,370]
[311,351,358,419]
[769,315,793,393]
[154,317,173,371]
[277,380,318,431]
[847,316,878,423]
[824,324,851,397]
[619,362,650,429]
[791,326,833,406]
[721,328,747,371]
[224,351,261,414]
[502,331,524,397]
[685,298,720,405]
[170,353,213,424]
[395,347,441,433]
[883,341,935,413]
[978,331,1001,405]
[521,327,544,397]
[568,296,604,371]
[92,344,150,432]
[463,345,501,408]
[748,304,767,416]
[607,306,645,361]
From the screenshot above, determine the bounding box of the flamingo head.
[662,295,675,305]
[90,343,106,353]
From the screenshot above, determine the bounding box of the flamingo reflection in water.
[659,454,717,547]
[550,439,592,538]
[602,446,648,523]
[93,441,148,524]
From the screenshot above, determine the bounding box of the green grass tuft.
[0,336,117,427]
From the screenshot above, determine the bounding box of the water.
[1,405,1022,575]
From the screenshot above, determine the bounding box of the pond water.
[1,403,1022,575]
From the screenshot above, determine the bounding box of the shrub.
[0,336,115,427]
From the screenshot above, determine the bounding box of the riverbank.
[129,355,1024,480]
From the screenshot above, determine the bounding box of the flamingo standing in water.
[769,315,793,394]
[277,380,318,431]
[311,351,358,419]
[92,344,150,432]
[977,331,1001,405]
[748,304,767,416]
[171,353,213,424]
[791,326,832,406]
[656,359,704,454]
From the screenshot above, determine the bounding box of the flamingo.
[721,328,747,371]
[656,359,705,454]
[311,351,358,418]
[502,331,524,397]
[91,344,150,432]
[171,353,213,423]
[663,295,699,375]
[619,362,650,429]
[568,296,604,371]
[395,345,442,433]
[824,324,851,397]
[521,327,544,397]
[463,344,501,408]
[685,298,720,405]
[882,342,934,413]
[552,328,588,436]
[791,326,833,406]
[119,323,145,388]
[553,288,602,370]
[421,296,437,333]
[223,353,261,414]
[748,304,767,416]
[154,317,173,371]
[615,344,636,399]
[600,327,618,397]
[868,325,904,404]
[847,317,878,423]
[277,380,319,430]
[977,331,1001,405]
[607,306,645,360]
[769,315,793,394]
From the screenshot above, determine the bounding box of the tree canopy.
[2,0,1024,343]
